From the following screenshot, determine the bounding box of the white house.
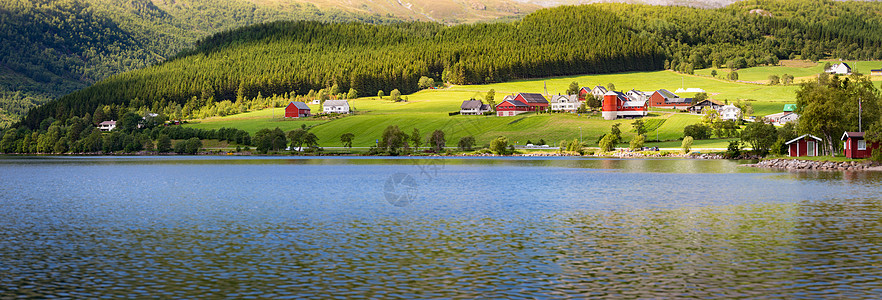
[460,100,490,115]
[826,62,852,75]
[718,105,742,121]
[310,99,321,105]
[98,120,116,131]
[626,89,649,102]
[764,112,799,126]
[322,100,350,114]
[550,95,579,112]
[591,86,608,99]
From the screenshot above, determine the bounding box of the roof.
[872,69,882,72]
[593,86,608,93]
[498,99,529,107]
[324,100,349,107]
[480,104,491,111]
[655,89,678,99]
[517,93,548,104]
[786,134,823,145]
[551,95,577,102]
[719,104,740,111]
[99,120,116,125]
[783,104,797,112]
[288,101,310,110]
[675,88,706,94]
[841,132,865,140]
[623,100,647,107]
[764,112,793,119]
[689,99,724,107]
[461,100,483,109]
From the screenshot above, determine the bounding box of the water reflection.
[1,157,881,297]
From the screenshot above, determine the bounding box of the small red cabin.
[842,132,880,159]
[785,134,822,157]
[578,87,592,101]
[285,101,311,118]
[495,99,530,116]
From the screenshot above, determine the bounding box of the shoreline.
[743,158,882,171]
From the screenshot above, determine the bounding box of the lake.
[1,156,881,298]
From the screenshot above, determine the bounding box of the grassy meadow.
[185,61,881,148]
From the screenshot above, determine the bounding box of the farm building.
[550,95,579,112]
[460,100,491,115]
[764,112,798,126]
[648,89,692,109]
[786,134,823,157]
[591,86,608,100]
[783,104,797,112]
[826,62,852,75]
[323,100,350,114]
[626,89,650,102]
[513,93,549,111]
[842,132,880,159]
[872,69,882,76]
[601,91,647,120]
[675,88,706,94]
[285,101,311,118]
[496,99,530,116]
[578,87,592,101]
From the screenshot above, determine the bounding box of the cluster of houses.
[284,100,351,118]
[460,85,746,121]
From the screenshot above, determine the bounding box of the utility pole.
[859,96,863,132]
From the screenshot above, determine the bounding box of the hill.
[0,0,399,128]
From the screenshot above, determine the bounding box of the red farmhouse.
[578,87,592,101]
[496,99,530,116]
[785,134,822,157]
[842,132,880,159]
[285,101,311,118]
[513,93,549,111]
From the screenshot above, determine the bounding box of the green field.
[185,64,881,148]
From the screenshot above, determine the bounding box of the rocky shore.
[746,158,881,171]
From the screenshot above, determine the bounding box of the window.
[858,140,867,150]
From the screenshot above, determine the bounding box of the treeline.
[0,112,251,154]
[0,0,396,128]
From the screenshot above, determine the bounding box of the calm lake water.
[2,156,882,298]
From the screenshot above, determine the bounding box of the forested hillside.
[0,0,396,128]
[15,0,882,130]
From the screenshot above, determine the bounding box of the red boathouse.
[785,134,822,157]
[842,132,880,159]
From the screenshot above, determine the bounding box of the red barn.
[785,134,822,157]
[842,132,880,159]
[495,99,530,116]
[513,93,549,111]
[648,89,692,109]
[285,101,311,118]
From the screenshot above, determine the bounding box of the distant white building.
[550,95,579,112]
[323,100,350,114]
[591,86,608,99]
[625,89,649,102]
[675,88,706,94]
[718,105,742,121]
[98,120,116,131]
[826,62,852,75]
[459,100,491,115]
[764,112,799,126]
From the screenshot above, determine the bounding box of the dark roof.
[480,104,491,111]
[517,93,548,104]
[655,89,678,99]
[288,101,310,110]
[689,99,723,107]
[613,91,628,101]
[461,100,483,109]
[499,100,529,107]
[842,132,865,140]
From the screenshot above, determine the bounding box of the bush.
[490,137,509,154]
[458,136,475,151]
[629,135,645,151]
[681,136,694,153]
[598,134,616,152]
[683,124,711,140]
[726,140,742,158]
